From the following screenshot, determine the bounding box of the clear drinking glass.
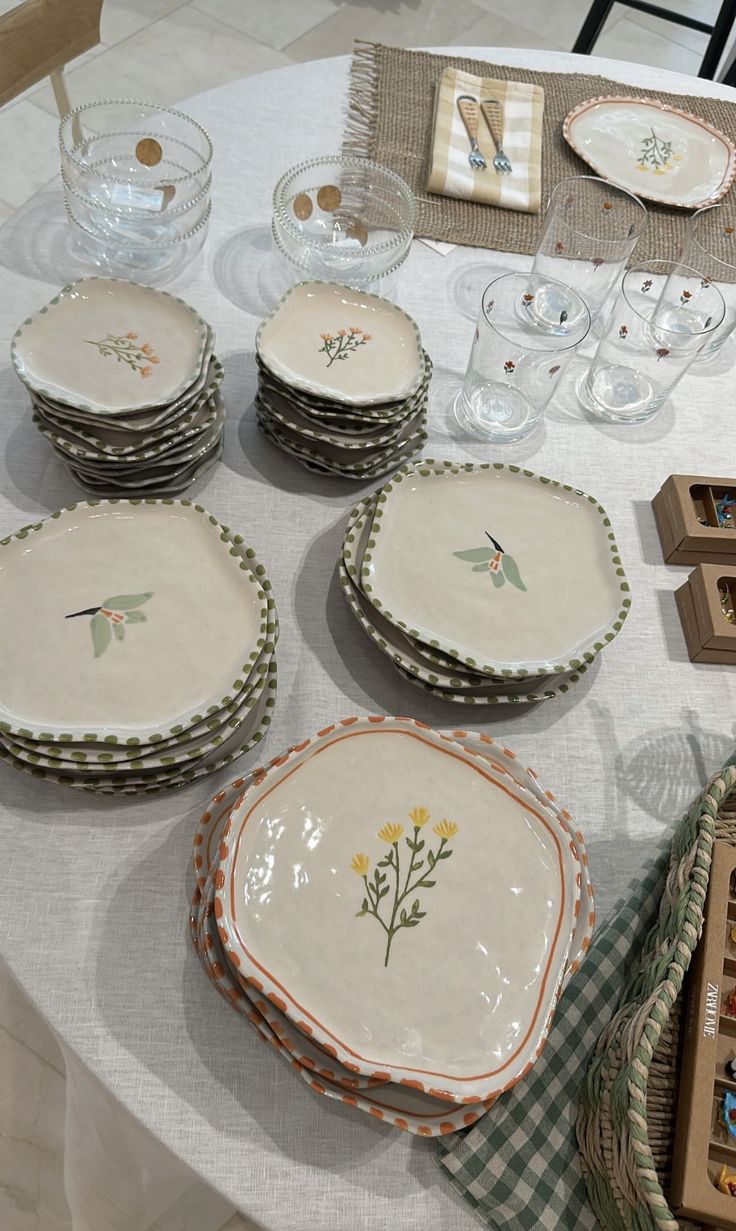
[455,272,591,442]
[679,202,736,360]
[579,259,725,424]
[531,176,647,331]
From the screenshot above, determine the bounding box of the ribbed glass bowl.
[60,99,213,215]
[272,155,415,285]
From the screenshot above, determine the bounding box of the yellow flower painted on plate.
[377,822,403,845]
[355,807,461,966]
[409,806,430,828]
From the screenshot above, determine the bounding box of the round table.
[1,45,735,1231]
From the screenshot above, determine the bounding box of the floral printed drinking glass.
[578,259,725,424]
[679,202,736,360]
[455,272,591,442]
[531,176,648,331]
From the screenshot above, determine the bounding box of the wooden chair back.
[0,0,103,113]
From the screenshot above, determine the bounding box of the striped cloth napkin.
[427,67,545,214]
[434,850,669,1229]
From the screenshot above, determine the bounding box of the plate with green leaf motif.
[0,500,273,743]
[360,460,630,679]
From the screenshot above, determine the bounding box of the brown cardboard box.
[670,842,736,1227]
[653,475,736,566]
[675,577,736,665]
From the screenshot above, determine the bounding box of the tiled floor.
[0,0,717,1227]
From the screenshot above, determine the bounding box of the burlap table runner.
[343,41,736,263]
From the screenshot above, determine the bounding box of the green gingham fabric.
[435,851,670,1231]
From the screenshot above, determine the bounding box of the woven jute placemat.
[343,42,736,262]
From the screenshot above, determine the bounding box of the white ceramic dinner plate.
[360,460,630,678]
[12,277,210,415]
[0,501,270,742]
[216,716,579,1104]
[194,742,592,1133]
[563,95,736,209]
[340,494,591,703]
[256,281,424,406]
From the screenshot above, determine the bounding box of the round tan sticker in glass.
[293,193,313,221]
[136,137,163,167]
[316,184,341,212]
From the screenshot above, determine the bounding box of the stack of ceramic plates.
[340,459,631,704]
[0,500,277,793]
[190,715,594,1136]
[254,281,429,479]
[11,277,225,497]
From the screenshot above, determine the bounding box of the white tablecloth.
[1,46,735,1231]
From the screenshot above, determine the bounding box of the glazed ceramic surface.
[360,461,630,677]
[256,282,424,405]
[563,96,736,208]
[217,716,578,1102]
[0,501,269,740]
[12,278,210,414]
[340,495,591,704]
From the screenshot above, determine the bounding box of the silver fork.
[480,98,512,175]
[456,95,486,171]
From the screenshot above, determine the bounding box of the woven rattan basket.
[577,758,736,1231]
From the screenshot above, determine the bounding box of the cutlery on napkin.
[428,67,544,212]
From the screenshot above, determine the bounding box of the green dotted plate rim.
[31,362,224,462]
[254,279,425,408]
[0,498,276,744]
[11,276,212,416]
[0,659,278,794]
[359,458,632,680]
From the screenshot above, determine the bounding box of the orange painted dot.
[502,747,516,758]
[322,1044,337,1058]
[400,1079,424,1091]
[296,1020,313,1036]
[248,976,263,990]
[372,1071,390,1081]
[214,869,225,889]
[193,833,203,846]
[394,1118,409,1131]
[218,926,228,943]
[368,1107,384,1120]
[417,1125,432,1136]
[318,1068,335,1080]
[463,1112,479,1126]
[440,1122,456,1134]
[310,1079,326,1094]
[228,950,241,967]
[344,1061,360,1073]
[214,791,226,803]
[268,993,286,1011]
[342,1095,358,1106]
[201,811,212,824]
[301,1056,316,1070]
[211,961,224,978]
[193,854,203,869]
[214,898,223,918]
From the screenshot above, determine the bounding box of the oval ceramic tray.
[216,715,579,1104]
[563,95,736,209]
[360,460,630,678]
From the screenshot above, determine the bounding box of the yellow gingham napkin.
[428,67,545,214]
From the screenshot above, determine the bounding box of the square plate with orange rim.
[215,715,580,1105]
